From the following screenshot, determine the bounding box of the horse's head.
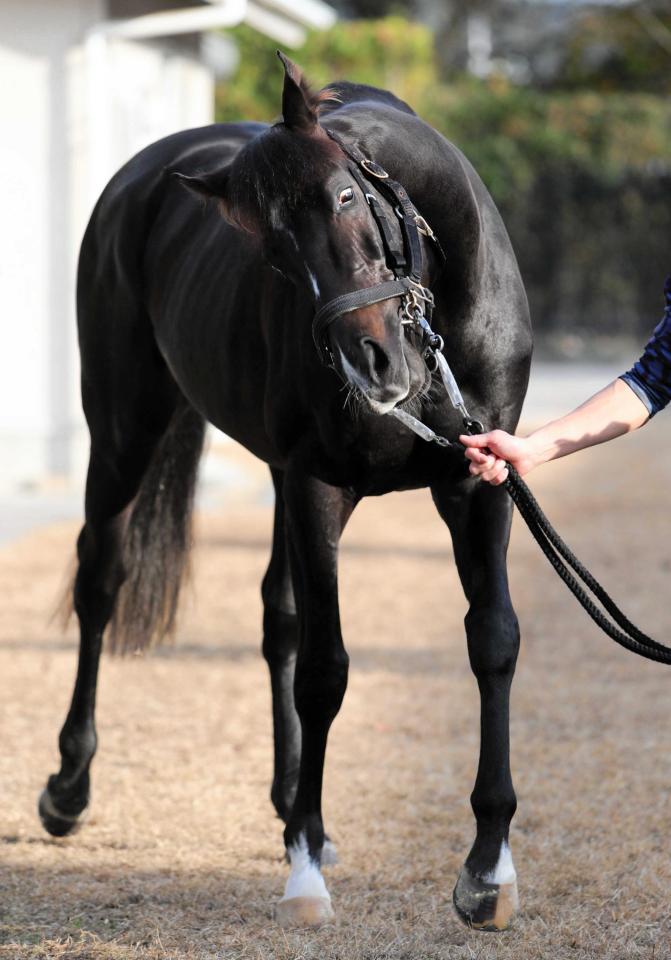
[175,54,435,414]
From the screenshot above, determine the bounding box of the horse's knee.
[262,607,298,666]
[465,603,519,679]
[294,648,349,723]
[261,550,296,619]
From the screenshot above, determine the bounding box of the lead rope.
[389,360,671,665]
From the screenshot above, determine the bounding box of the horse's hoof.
[275,895,335,927]
[453,866,519,932]
[321,838,338,866]
[38,789,87,838]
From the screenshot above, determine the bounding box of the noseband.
[312,128,446,368]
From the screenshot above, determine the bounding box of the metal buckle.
[405,281,434,309]
[414,215,435,239]
[399,284,435,332]
[400,292,422,325]
[360,158,389,179]
[394,207,435,241]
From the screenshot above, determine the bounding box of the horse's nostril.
[360,337,390,382]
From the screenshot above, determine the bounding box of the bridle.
[313,128,484,436]
[312,127,447,371]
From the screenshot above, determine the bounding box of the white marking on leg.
[483,840,516,885]
[281,833,330,901]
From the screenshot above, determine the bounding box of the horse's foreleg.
[273,466,355,927]
[262,468,301,824]
[432,480,520,931]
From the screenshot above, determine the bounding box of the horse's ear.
[171,168,230,202]
[277,50,317,132]
[171,167,258,232]
[172,167,238,224]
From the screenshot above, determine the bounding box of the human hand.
[458,430,538,485]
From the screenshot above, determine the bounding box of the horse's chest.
[324,420,435,493]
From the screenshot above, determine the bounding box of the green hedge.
[428,80,671,203]
[215,18,436,124]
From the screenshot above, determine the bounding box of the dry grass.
[1,422,671,960]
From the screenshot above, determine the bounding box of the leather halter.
[312,128,446,367]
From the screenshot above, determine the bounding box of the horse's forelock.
[228,123,342,231]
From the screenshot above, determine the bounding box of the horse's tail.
[108,401,206,655]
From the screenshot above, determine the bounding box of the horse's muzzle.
[334,335,410,414]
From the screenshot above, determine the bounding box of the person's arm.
[460,377,650,485]
[462,277,671,485]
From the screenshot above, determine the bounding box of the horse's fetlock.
[271,772,299,822]
[59,724,97,767]
[471,787,517,827]
[285,814,324,860]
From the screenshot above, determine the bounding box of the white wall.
[0,0,101,487]
[0,0,214,492]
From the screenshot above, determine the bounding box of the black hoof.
[38,788,87,838]
[452,866,519,932]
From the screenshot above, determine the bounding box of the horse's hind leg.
[39,273,183,835]
[432,480,520,931]
[39,428,171,836]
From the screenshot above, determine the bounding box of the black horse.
[39,55,532,931]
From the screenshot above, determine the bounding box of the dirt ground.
[1,418,670,960]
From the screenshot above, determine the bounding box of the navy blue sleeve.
[620,277,671,417]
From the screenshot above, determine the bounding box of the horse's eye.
[338,187,354,207]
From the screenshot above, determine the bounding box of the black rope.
[501,464,671,664]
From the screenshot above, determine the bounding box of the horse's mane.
[315,81,416,118]
[226,120,338,230]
